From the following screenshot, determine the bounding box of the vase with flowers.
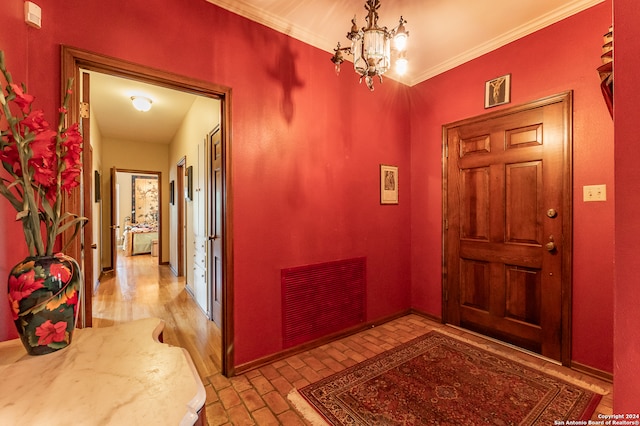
[0,51,87,355]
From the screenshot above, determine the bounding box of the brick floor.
[201,314,613,425]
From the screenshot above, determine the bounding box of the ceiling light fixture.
[131,96,153,112]
[331,0,409,91]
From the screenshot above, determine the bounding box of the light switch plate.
[24,1,42,29]
[583,184,606,202]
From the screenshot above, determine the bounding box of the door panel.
[110,167,118,273]
[444,93,572,363]
[210,127,223,327]
[193,139,209,316]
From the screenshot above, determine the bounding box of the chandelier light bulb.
[394,17,408,52]
[395,57,408,76]
[131,96,152,112]
[394,32,408,52]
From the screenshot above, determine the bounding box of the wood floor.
[94,254,613,425]
[93,252,223,377]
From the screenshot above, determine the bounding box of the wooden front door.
[443,92,572,364]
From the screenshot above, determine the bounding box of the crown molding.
[207,0,607,87]
[408,0,606,85]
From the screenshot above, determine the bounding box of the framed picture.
[186,166,193,201]
[131,175,158,224]
[485,74,511,108]
[169,180,175,205]
[94,170,101,203]
[380,164,399,205]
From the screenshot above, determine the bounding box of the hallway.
[93,255,613,425]
[93,253,223,377]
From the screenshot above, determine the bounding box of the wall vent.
[282,257,366,348]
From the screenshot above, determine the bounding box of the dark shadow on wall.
[267,35,305,124]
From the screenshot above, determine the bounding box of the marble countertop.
[0,318,205,425]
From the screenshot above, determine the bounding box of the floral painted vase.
[7,253,81,355]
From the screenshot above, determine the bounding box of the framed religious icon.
[380,164,399,205]
[485,74,511,108]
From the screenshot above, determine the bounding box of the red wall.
[0,0,412,364]
[0,0,620,375]
[613,0,640,411]
[409,2,614,372]
[0,0,30,342]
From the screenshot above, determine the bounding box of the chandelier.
[330,0,408,91]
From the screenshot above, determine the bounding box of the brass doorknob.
[545,235,556,251]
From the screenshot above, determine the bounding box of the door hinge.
[80,102,90,119]
[444,144,449,158]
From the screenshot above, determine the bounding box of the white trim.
[207,0,606,86]
[410,0,607,84]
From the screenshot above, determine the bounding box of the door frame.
[441,92,573,366]
[61,45,235,376]
[112,168,162,264]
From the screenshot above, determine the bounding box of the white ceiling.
[206,0,604,86]
[90,0,604,145]
[89,72,199,145]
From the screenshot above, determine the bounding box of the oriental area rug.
[295,331,602,425]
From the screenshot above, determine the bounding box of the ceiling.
[206,0,604,86]
[90,0,603,145]
[89,72,202,145]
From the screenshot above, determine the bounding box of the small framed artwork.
[485,73,511,108]
[380,164,399,205]
[94,170,101,203]
[169,180,175,205]
[186,166,193,201]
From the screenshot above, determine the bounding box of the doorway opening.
[112,170,161,262]
[62,46,235,376]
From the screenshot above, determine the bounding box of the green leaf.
[48,338,70,349]
[41,195,55,221]
[57,216,87,235]
[15,209,28,220]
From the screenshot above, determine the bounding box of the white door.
[192,137,209,316]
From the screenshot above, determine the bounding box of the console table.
[0,318,206,425]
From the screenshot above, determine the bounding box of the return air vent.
[282,257,366,348]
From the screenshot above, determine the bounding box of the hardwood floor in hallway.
[93,254,613,425]
[93,253,223,378]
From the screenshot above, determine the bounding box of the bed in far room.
[123,224,158,256]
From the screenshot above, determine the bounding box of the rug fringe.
[436,328,610,395]
[287,389,331,426]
